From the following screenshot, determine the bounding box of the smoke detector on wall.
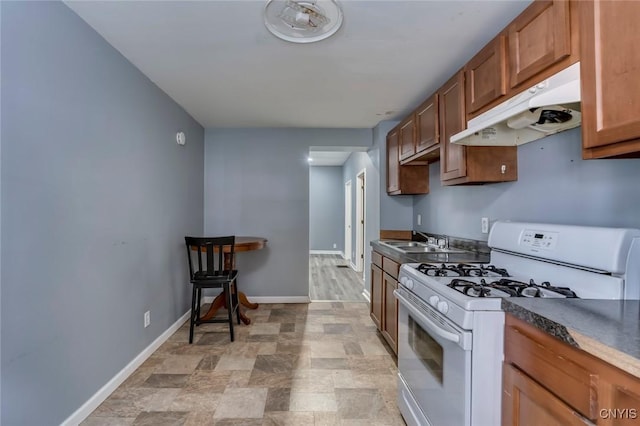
[264,0,343,43]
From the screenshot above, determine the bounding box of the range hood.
[451,62,581,146]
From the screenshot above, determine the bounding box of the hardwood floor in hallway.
[309,254,367,302]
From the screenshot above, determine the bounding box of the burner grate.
[416,263,510,278]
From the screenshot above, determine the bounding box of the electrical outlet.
[481,217,489,234]
[333,243,337,249]
[144,311,150,328]
[417,214,422,226]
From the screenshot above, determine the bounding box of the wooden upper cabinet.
[399,114,416,161]
[465,34,508,116]
[508,0,571,89]
[580,0,640,158]
[439,70,467,182]
[386,126,429,195]
[386,129,400,193]
[439,70,518,186]
[415,94,439,159]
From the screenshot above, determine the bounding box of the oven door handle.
[394,289,462,344]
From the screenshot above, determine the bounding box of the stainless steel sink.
[382,241,429,248]
[393,246,466,254]
[379,240,466,254]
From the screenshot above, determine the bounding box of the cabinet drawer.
[505,323,598,420]
[382,257,400,279]
[503,363,594,426]
[372,251,383,268]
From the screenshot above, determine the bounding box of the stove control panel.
[521,229,558,251]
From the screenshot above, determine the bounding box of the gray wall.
[1,2,204,424]
[343,149,381,292]
[309,166,344,252]
[413,128,640,239]
[204,128,372,298]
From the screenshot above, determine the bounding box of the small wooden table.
[196,236,267,325]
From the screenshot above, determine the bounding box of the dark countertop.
[370,240,490,264]
[503,298,640,378]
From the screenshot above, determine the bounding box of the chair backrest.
[184,236,235,280]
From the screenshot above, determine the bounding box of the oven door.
[395,288,473,426]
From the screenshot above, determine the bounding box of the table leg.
[238,291,259,310]
[199,289,253,325]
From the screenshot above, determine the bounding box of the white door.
[344,180,352,262]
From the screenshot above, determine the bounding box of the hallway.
[309,254,367,302]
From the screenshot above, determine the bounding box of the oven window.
[408,315,444,384]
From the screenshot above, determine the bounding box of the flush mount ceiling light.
[264,0,343,43]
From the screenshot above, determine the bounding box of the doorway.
[307,148,369,302]
[356,169,366,280]
[344,180,352,264]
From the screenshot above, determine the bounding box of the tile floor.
[82,302,405,425]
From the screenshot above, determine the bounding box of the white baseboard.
[309,250,342,255]
[362,289,371,302]
[61,310,191,426]
[202,295,311,304]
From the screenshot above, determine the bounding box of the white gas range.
[394,221,640,426]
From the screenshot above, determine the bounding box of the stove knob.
[429,295,439,307]
[437,301,449,314]
[399,276,407,284]
[404,279,414,290]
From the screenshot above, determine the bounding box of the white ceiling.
[65,0,532,129]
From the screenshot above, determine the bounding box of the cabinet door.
[466,34,507,115]
[502,364,593,426]
[386,129,400,193]
[381,273,398,354]
[370,263,383,330]
[416,94,439,155]
[508,0,571,88]
[399,115,417,161]
[439,70,467,181]
[580,0,640,157]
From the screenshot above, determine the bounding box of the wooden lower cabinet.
[369,250,398,355]
[370,263,383,329]
[381,273,398,353]
[503,363,592,426]
[503,314,640,425]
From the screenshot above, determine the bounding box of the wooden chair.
[184,236,240,343]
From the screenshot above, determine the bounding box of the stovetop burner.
[416,263,509,278]
[446,277,578,298]
[447,278,496,297]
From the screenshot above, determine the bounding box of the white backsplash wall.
[413,127,640,241]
